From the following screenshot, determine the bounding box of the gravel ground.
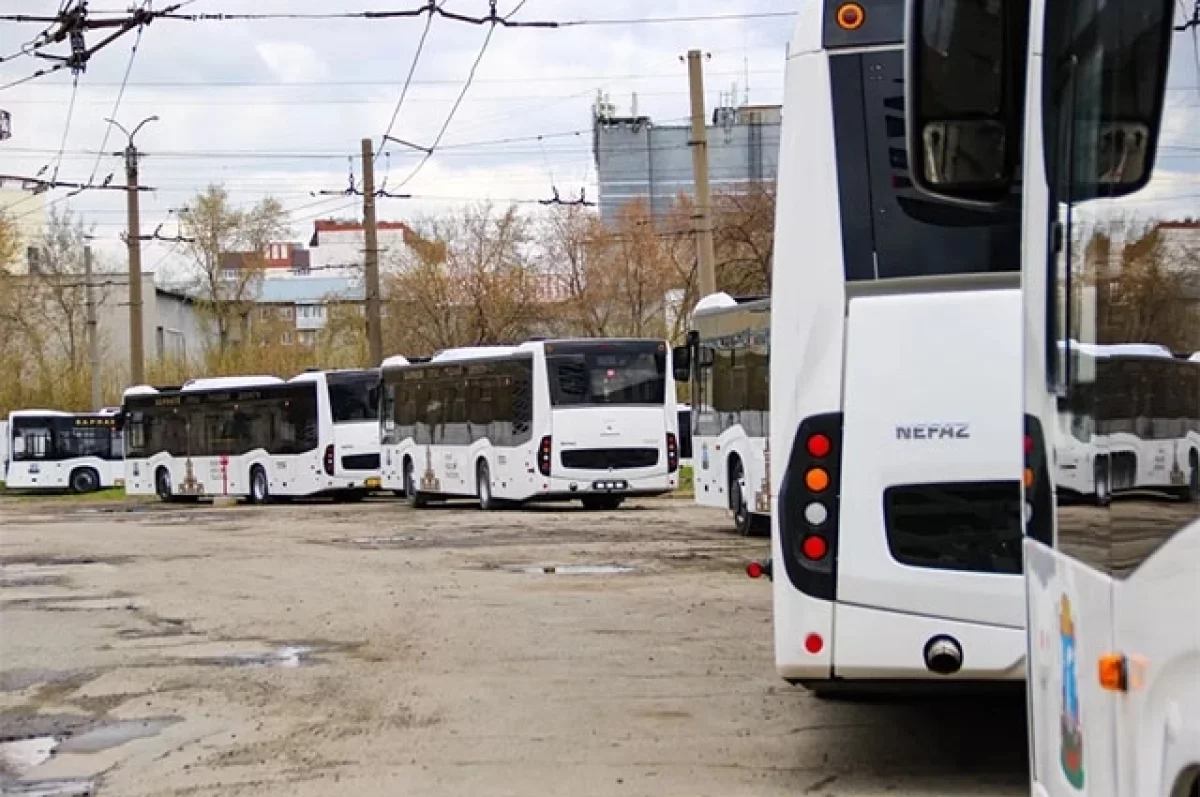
[0,494,1029,796]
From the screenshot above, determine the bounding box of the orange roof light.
[836,2,865,30]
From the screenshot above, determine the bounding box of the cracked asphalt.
[0,495,1028,796]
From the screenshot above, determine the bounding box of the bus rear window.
[328,376,381,423]
[830,48,1021,281]
[548,347,666,407]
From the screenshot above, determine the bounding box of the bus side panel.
[768,44,849,681]
[1024,539,1119,797]
[1112,520,1200,797]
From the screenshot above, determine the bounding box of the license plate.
[365,478,381,489]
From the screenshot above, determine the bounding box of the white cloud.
[255,41,330,85]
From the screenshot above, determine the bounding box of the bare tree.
[712,182,774,297]
[179,185,287,353]
[384,202,543,354]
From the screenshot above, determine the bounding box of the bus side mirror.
[698,346,715,368]
[904,0,1027,208]
[671,346,691,382]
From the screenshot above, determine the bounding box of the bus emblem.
[1059,593,1085,789]
[895,423,970,440]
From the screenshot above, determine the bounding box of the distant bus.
[4,409,124,493]
[122,374,376,502]
[674,292,770,535]
[380,339,680,509]
[288,368,385,498]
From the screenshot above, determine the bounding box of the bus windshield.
[328,374,381,423]
[548,344,666,407]
[11,416,120,461]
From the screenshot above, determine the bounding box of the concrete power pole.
[361,137,383,367]
[124,143,145,385]
[84,245,101,410]
[108,115,157,386]
[686,49,717,299]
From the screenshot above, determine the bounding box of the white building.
[0,181,47,275]
[308,219,413,276]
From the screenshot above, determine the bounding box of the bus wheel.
[1093,458,1111,507]
[476,461,497,510]
[155,467,172,501]
[730,459,752,536]
[1183,450,1199,503]
[69,467,99,494]
[404,459,427,509]
[249,465,270,505]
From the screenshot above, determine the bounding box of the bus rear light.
[778,413,843,602]
[806,433,832,458]
[801,535,828,561]
[804,468,830,492]
[666,432,679,472]
[323,444,335,476]
[1023,468,1035,489]
[804,633,824,654]
[537,436,552,477]
[1024,433,1034,455]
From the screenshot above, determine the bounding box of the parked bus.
[674,292,770,535]
[288,368,385,498]
[904,0,1199,792]
[1056,343,1200,505]
[757,0,1025,694]
[379,339,680,509]
[3,409,125,493]
[122,375,345,502]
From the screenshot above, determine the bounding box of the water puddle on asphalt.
[348,535,423,547]
[0,777,97,796]
[0,736,58,774]
[56,718,180,754]
[189,645,317,668]
[502,564,637,575]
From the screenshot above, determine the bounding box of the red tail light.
[538,436,552,477]
[323,444,335,476]
[666,432,679,473]
[806,433,832,458]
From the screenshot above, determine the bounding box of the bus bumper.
[830,603,1026,681]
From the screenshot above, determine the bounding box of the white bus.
[287,368,385,499]
[760,0,1025,693]
[379,338,680,509]
[3,409,125,493]
[122,375,354,502]
[674,292,770,535]
[904,0,1199,792]
[1056,343,1200,505]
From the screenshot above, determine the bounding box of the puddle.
[0,736,58,775]
[1,778,97,795]
[189,645,317,668]
[347,535,422,546]
[0,669,93,694]
[502,564,637,575]
[57,718,180,754]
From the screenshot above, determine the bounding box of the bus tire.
[729,457,753,536]
[249,464,270,505]
[404,458,427,508]
[69,467,99,494]
[476,460,497,510]
[1093,457,1111,507]
[155,467,172,501]
[1183,449,1199,503]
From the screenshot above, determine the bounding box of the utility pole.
[361,137,383,367]
[108,115,157,385]
[84,245,101,410]
[686,49,717,299]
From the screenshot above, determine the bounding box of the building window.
[281,331,294,345]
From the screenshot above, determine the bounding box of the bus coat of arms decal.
[1059,593,1085,789]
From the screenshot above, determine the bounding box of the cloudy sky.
[1,0,795,272]
[1,0,1196,276]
